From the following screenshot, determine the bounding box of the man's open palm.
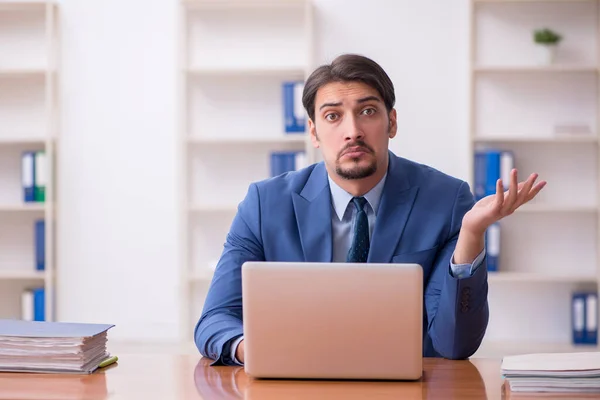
[462,169,547,235]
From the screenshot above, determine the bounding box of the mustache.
[338,141,374,157]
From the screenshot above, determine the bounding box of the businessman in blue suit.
[195,54,546,366]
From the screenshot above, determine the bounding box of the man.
[194,54,546,366]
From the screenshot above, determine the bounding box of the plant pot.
[535,44,557,65]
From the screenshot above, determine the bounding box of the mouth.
[341,146,370,158]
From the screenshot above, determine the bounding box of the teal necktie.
[347,197,369,263]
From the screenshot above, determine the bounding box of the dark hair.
[302,54,395,122]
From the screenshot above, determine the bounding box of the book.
[0,319,115,374]
[502,352,600,393]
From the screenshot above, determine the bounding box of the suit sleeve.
[194,183,265,365]
[425,181,489,359]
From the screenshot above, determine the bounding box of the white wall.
[314,0,470,181]
[56,0,469,341]
[57,0,180,340]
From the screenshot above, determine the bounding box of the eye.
[361,107,376,116]
[324,113,339,122]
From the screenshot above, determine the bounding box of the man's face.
[308,81,397,180]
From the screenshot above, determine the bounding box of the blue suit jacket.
[195,151,489,365]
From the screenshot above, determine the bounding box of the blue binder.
[33,288,45,322]
[35,219,45,271]
[22,151,35,202]
[474,149,514,199]
[270,151,305,177]
[283,81,305,133]
[572,292,586,344]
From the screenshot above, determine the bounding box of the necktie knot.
[352,197,367,212]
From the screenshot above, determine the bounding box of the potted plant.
[533,28,562,65]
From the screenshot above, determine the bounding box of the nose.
[343,114,364,142]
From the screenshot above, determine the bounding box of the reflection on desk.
[0,364,111,400]
[1,353,598,399]
[194,357,487,400]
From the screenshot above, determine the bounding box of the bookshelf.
[0,1,58,322]
[179,0,314,340]
[470,0,600,356]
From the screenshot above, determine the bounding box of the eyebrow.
[318,95,383,111]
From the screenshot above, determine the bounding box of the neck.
[327,155,388,197]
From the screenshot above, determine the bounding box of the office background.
[0,0,597,358]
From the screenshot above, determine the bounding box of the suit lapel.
[368,153,419,263]
[292,163,333,262]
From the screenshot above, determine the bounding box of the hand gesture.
[462,169,547,235]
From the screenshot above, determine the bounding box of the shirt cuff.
[449,248,486,279]
[230,335,245,365]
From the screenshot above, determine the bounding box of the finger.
[515,173,538,207]
[525,180,547,202]
[495,178,504,210]
[502,169,519,214]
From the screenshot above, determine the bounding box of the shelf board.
[473,135,597,143]
[474,65,598,73]
[188,136,306,145]
[187,66,305,79]
[0,2,50,11]
[488,272,597,283]
[516,204,597,213]
[0,137,47,145]
[0,68,47,77]
[183,0,306,10]
[0,203,46,212]
[0,270,45,280]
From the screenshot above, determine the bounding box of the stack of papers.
[502,352,600,393]
[0,319,114,374]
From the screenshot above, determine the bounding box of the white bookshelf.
[470,0,600,356]
[179,0,314,339]
[0,1,58,322]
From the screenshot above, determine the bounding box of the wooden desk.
[0,355,594,399]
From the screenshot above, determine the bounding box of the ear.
[308,119,320,148]
[388,109,398,139]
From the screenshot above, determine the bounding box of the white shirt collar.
[327,172,387,221]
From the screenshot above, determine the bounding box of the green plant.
[533,28,562,45]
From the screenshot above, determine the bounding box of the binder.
[474,152,486,200]
[22,151,35,202]
[33,288,45,322]
[34,151,46,202]
[485,223,500,272]
[500,151,514,191]
[35,219,45,271]
[572,292,586,344]
[21,290,33,321]
[283,81,305,133]
[270,151,306,177]
[474,149,514,199]
[585,292,598,345]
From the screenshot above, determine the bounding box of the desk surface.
[0,354,594,400]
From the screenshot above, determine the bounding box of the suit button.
[462,306,469,313]
[464,287,471,294]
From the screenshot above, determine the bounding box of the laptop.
[241,261,423,380]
